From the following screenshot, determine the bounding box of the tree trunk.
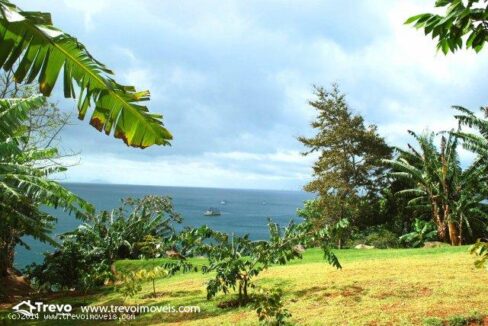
[338,238,342,250]
[110,261,117,277]
[0,229,16,277]
[448,222,460,246]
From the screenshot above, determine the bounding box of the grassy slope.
[4,246,488,325]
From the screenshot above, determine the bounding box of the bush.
[400,219,438,248]
[448,316,468,326]
[422,317,443,326]
[348,225,400,249]
[24,239,112,293]
[252,287,291,326]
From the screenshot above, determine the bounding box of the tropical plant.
[0,96,92,277]
[406,0,488,54]
[0,0,171,148]
[117,266,168,299]
[167,220,341,305]
[63,195,181,277]
[470,240,488,271]
[453,106,488,159]
[252,287,292,326]
[298,84,392,248]
[399,218,438,248]
[384,130,488,245]
[24,238,112,293]
[26,195,181,290]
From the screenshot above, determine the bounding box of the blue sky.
[17,0,488,190]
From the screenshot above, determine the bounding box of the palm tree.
[0,96,93,276]
[384,131,488,245]
[0,1,171,148]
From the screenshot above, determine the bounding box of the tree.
[384,131,488,245]
[0,96,92,277]
[165,220,341,305]
[0,0,172,148]
[406,0,488,54]
[298,84,392,248]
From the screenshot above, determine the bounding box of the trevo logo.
[12,300,73,318]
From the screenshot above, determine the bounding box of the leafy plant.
[470,240,488,271]
[252,287,291,326]
[400,219,438,248]
[0,1,172,148]
[423,317,443,326]
[384,130,488,245]
[26,196,181,291]
[406,0,488,54]
[167,220,341,305]
[0,96,92,277]
[117,266,168,299]
[117,271,143,299]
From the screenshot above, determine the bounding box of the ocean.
[14,183,311,269]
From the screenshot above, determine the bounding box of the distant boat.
[204,208,221,216]
[262,201,267,205]
[220,200,227,205]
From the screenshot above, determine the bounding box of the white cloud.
[20,0,488,189]
[62,152,311,190]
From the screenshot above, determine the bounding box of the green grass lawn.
[2,246,488,325]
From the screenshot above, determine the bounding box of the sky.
[17,0,488,190]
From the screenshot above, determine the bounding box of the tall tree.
[0,0,172,148]
[298,85,392,247]
[384,131,488,245]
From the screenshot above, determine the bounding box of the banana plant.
[399,218,438,248]
[0,1,172,148]
[0,96,93,276]
[384,130,488,245]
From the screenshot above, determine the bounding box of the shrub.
[348,225,400,249]
[448,316,468,326]
[400,219,438,248]
[422,317,443,326]
[252,287,291,326]
[117,267,168,299]
[25,196,181,292]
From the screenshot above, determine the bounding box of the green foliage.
[423,317,443,326]
[117,266,168,299]
[350,225,400,249]
[470,240,488,270]
[166,220,340,304]
[0,96,92,276]
[298,84,392,246]
[448,315,469,326]
[453,106,488,159]
[24,238,112,293]
[25,196,181,291]
[0,1,171,148]
[400,219,438,248]
[406,0,488,54]
[384,130,488,245]
[252,287,292,326]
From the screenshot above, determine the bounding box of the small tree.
[167,220,341,305]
